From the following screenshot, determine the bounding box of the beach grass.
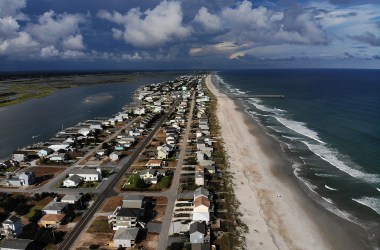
[204,76,247,249]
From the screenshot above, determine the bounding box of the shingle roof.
[113,228,139,240]
[194,196,210,208]
[43,201,68,211]
[40,214,65,222]
[189,222,206,234]
[194,187,209,199]
[117,208,140,218]
[1,239,33,249]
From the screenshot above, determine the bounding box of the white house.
[133,107,145,115]
[129,129,141,137]
[139,169,157,184]
[61,194,82,204]
[1,215,23,237]
[43,201,68,214]
[113,228,139,248]
[157,144,174,159]
[189,222,207,244]
[145,159,163,169]
[63,174,83,187]
[193,196,210,222]
[195,171,204,186]
[78,128,91,136]
[69,168,102,181]
[110,152,121,162]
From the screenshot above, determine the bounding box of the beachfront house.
[1,215,23,237]
[192,196,210,222]
[12,150,28,162]
[189,222,207,244]
[113,228,139,248]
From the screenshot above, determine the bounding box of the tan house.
[38,214,65,228]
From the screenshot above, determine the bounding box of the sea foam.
[325,185,338,191]
[352,197,380,215]
[274,116,325,144]
[303,141,379,183]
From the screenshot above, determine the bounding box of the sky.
[0,0,379,71]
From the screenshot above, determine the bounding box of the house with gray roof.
[189,222,207,244]
[63,174,83,187]
[0,239,34,250]
[113,228,139,248]
[122,195,144,209]
[194,187,210,199]
[42,201,68,214]
[61,194,82,204]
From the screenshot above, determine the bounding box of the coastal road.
[58,98,182,250]
[157,91,195,250]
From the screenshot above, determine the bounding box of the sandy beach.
[205,75,368,250]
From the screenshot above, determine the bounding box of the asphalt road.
[157,91,196,250]
[58,98,182,250]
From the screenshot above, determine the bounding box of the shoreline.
[205,74,369,249]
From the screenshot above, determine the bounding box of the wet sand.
[205,74,369,250]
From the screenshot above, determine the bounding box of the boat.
[32,135,40,139]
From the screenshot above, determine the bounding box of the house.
[37,148,53,157]
[193,197,210,222]
[128,129,141,137]
[122,195,144,209]
[49,153,67,162]
[113,228,139,248]
[195,171,204,186]
[12,151,28,162]
[145,159,163,169]
[61,194,82,204]
[38,214,65,228]
[189,222,206,244]
[166,134,178,145]
[1,215,23,237]
[133,107,145,115]
[0,239,34,250]
[139,169,157,184]
[42,201,68,214]
[108,207,141,230]
[78,128,91,136]
[63,174,83,187]
[48,144,70,152]
[194,187,210,200]
[69,168,102,181]
[109,152,121,162]
[6,171,35,187]
[157,144,174,159]
[90,124,102,131]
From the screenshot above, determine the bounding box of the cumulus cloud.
[0,6,88,58]
[349,32,380,46]
[62,34,85,50]
[216,1,327,45]
[0,0,26,18]
[98,1,191,48]
[25,11,86,45]
[194,7,222,32]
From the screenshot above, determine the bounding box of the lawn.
[87,218,112,233]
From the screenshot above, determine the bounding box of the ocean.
[214,69,380,248]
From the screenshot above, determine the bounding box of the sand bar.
[205,74,368,250]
